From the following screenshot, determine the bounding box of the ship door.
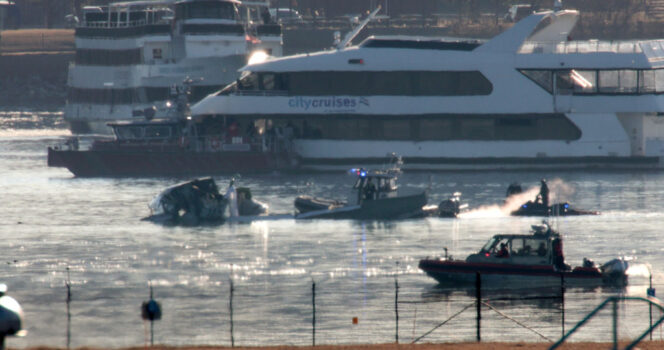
[553,71,573,113]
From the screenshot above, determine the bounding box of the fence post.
[475,272,481,342]
[649,273,654,341]
[560,273,565,338]
[312,280,316,347]
[65,267,71,350]
[394,275,399,344]
[612,298,618,350]
[229,272,235,348]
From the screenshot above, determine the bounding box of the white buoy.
[0,284,26,350]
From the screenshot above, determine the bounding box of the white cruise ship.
[191,8,664,170]
[65,0,282,134]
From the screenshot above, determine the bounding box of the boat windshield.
[480,237,499,253]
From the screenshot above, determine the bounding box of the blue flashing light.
[360,171,367,177]
[564,203,569,209]
[522,204,527,208]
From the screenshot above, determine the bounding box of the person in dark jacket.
[539,179,550,208]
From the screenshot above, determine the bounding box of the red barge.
[48,118,296,177]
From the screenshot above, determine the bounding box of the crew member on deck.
[539,178,549,207]
[497,243,510,258]
[364,178,377,200]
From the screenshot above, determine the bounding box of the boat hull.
[296,192,428,220]
[47,148,295,177]
[511,202,600,217]
[418,259,623,287]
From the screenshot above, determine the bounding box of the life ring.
[210,137,221,150]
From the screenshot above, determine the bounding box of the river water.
[1,111,663,348]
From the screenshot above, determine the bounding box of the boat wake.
[626,262,652,278]
[458,179,573,218]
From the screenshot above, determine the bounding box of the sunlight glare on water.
[1,113,664,347]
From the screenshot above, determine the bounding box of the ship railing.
[520,40,643,54]
[190,135,265,153]
[235,90,289,97]
[81,19,148,29]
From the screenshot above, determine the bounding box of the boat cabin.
[466,224,566,268]
[351,168,399,203]
[109,120,184,142]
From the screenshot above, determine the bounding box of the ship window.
[383,120,411,140]
[271,113,580,141]
[656,69,664,93]
[116,126,144,140]
[238,72,259,91]
[460,118,494,140]
[282,71,491,96]
[419,119,453,140]
[599,70,638,93]
[175,1,237,21]
[639,70,656,93]
[145,126,171,138]
[555,71,574,94]
[75,48,142,65]
[571,70,597,94]
[519,70,553,93]
[371,71,413,95]
[261,73,275,90]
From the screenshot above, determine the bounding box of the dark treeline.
[3,0,652,28]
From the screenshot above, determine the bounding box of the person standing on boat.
[497,243,510,258]
[364,178,377,200]
[539,179,550,208]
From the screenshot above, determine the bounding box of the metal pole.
[560,273,565,338]
[612,299,618,350]
[649,274,653,341]
[312,280,316,347]
[66,267,71,349]
[230,277,235,348]
[395,276,399,344]
[149,284,154,346]
[476,272,481,342]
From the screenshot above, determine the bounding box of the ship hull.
[418,259,623,287]
[47,148,295,177]
[295,192,428,220]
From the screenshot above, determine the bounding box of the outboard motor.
[0,284,25,350]
[600,258,629,284]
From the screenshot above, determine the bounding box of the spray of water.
[626,263,652,278]
[458,178,574,218]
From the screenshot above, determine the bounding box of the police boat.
[419,223,629,287]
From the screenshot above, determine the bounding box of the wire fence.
[8,272,664,349]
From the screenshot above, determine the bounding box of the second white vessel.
[66,0,282,134]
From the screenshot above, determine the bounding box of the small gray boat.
[295,162,427,220]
